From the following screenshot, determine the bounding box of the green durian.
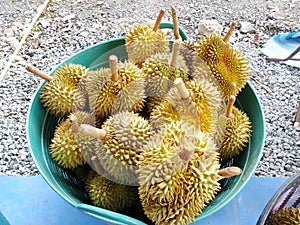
[138,120,241,225]
[84,62,145,121]
[85,172,138,212]
[125,10,169,66]
[49,111,95,169]
[268,207,300,225]
[193,34,249,99]
[219,106,252,158]
[80,111,153,185]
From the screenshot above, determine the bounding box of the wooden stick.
[0,0,51,82]
[294,100,300,127]
[153,9,165,32]
[109,55,119,82]
[79,124,106,140]
[70,114,80,133]
[174,78,189,99]
[225,95,236,118]
[169,39,181,68]
[223,21,236,42]
[218,167,242,179]
[171,5,180,40]
[25,64,53,82]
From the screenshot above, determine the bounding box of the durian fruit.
[79,111,153,186]
[138,120,242,225]
[49,111,95,169]
[83,55,145,122]
[268,207,300,225]
[85,171,138,213]
[219,96,252,159]
[192,22,249,100]
[142,40,189,113]
[125,9,169,66]
[25,64,88,117]
[150,78,224,135]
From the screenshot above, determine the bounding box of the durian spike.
[225,95,236,118]
[25,64,53,82]
[169,39,182,68]
[174,77,190,99]
[79,124,106,140]
[223,21,236,42]
[218,166,242,179]
[70,114,80,133]
[171,5,180,40]
[109,55,119,82]
[153,9,165,32]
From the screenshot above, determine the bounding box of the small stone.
[61,14,76,22]
[198,19,223,35]
[240,21,255,34]
[4,28,14,37]
[39,19,51,28]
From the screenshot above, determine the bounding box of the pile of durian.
[27,6,253,225]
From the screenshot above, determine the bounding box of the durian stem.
[178,147,194,162]
[153,9,165,32]
[223,21,236,42]
[294,100,300,127]
[109,55,119,82]
[170,39,182,68]
[70,114,80,133]
[25,64,53,82]
[225,95,236,118]
[79,124,106,140]
[174,78,189,99]
[218,167,242,179]
[171,5,180,40]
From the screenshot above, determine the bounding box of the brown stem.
[225,95,236,118]
[223,21,236,42]
[153,9,165,32]
[294,100,300,127]
[170,39,181,68]
[109,55,119,82]
[25,64,53,82]
[218,166,242,179]
[174,78,189,99]
[70,114,80,133]
[171,5,180,40]
[79,124,106,140]
[178,147,194,162]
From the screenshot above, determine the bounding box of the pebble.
[240,21,255,34]
[198,19,223,35]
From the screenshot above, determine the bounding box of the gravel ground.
[0,0,299,176]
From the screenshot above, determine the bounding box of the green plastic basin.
[26,22,265,225]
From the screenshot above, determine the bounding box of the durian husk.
[268,207,300,225]
[98,111,153,185]
[125,24,169,66]
[85,172,139,212]
[50,111,95,169]
[142,52,189,100]
[84,63,145,121]
[52,63,88,84]
[138,121,222,225]
[219,106,252,158]
[193,34,249,99]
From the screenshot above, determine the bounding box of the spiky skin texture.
[138,121,221,225]
[111,78,146,115]
[85,63,145,121]
[40,64,88,117]
[219,106,252,158]
[142,53,189,99]
[125,24,169,66]
[53,64,88,84]
[194,34,249,100]
[86,172,138,212]
[268,207,300,225]
[150,77,223,134]
[50,111,95,169]
[99,111,153,185]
